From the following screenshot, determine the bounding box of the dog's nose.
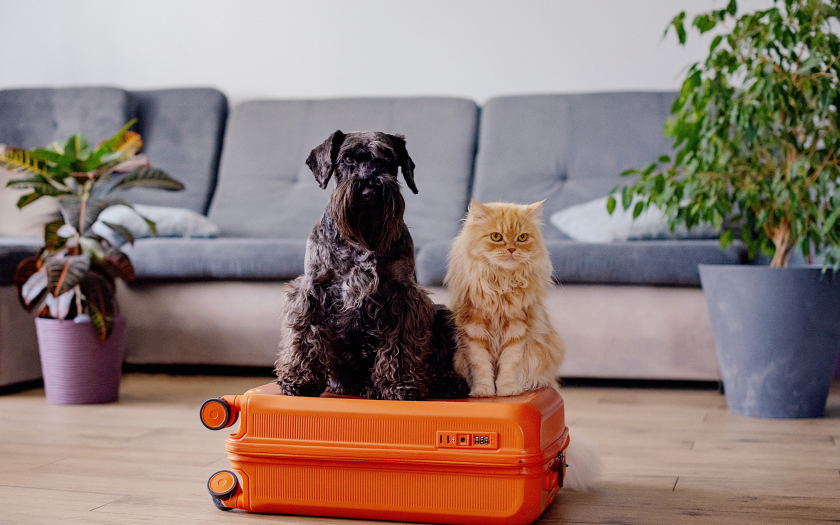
[508,247,516,254]
[361,187,376,201]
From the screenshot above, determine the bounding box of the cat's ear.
[468,200,490,221]
[527,200,546,218]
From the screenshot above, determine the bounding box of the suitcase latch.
[436,431,499,449]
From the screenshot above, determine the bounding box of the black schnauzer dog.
[275,130,469,401]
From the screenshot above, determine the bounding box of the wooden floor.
[1,374,838,525]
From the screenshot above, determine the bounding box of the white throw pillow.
[91,204,220,245]
[549,195,718,243]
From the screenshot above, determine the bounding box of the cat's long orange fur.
[445,200,566,397]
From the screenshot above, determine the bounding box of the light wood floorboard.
[1,374,838,525]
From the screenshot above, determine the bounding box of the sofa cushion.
[549,195,719,242]
[415,238,746,286]
[108,88,228,214]
[91,204,220,246]
[123,237,306,280]
[0,87,130,237]
[471,92,679,241]
[208,97,478,248]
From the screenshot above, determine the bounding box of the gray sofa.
[1,87,743,388]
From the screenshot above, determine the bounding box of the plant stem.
[770,219,793,268]
[74,284,82,317]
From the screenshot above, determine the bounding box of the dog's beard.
[329,178,405,251]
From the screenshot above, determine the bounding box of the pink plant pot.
[35,316,127,404]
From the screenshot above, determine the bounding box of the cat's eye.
[490,232,503,242]
[517,233,529,242]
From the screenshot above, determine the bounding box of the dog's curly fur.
[275,130,469,401]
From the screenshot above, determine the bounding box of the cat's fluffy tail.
[563,431,602,492]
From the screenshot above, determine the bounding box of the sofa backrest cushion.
[109,88,228,214]
[208,97,478,247]
[472,92,678,240]
[0,87,130,237]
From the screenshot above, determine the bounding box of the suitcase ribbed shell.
[204,383,568,525]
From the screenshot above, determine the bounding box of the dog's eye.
[344,156,356,166]
[517,233,528,242]
[490,233,503,242]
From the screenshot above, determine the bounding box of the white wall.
[1,0,770,105]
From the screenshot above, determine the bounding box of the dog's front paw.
[495,382,526,397]
[378,384,425,401]
[276,377,324,397]
[469,383,496,398]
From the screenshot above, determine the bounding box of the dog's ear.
[390,134,417,194]
[306,130,346,189]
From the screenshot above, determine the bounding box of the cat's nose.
[508,247,516,254]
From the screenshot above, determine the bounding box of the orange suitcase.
[201,382,569,525]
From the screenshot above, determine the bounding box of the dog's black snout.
[361,186,376,201]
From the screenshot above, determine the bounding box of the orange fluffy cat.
[445,200,602,493]
[445,200,566,397]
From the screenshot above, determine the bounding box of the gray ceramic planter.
[699,265,840,418]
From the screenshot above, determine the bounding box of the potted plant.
[614,0,840,418]
[0,120,183,404]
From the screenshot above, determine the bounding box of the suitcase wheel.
[212,496,234,511]
[208,470,240,501]
[200,398,235,430]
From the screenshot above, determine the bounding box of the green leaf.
[28,148,74,171]
[6,176,69,197]
[0,147,50,176]
[719,229,734,249]
[45,255,91,297]
[632,201,645,219]
[109,166,184,192]
[824,206,840,233]
[669,12,687,45]
[80,270,117,342]
[89,119,137,163]
[100,221,136,246]
[694,14,717,33]
[103,247,136,282]
[658,155,671,164]
[58,197,120,235]
[20,267,48,307]
[607,196,617,215]
[87,304,111,343]
[44,219,67,250]
[16,192,42,208]
[710,35,723,53]
[63,134,91,161]
[45,289,75,321]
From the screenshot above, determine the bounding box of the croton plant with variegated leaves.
[0,120,184,341]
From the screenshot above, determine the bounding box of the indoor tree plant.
[0,120,183,404]
[614,0,840,418]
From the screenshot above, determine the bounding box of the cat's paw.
[495,383,526,397]
[470,384,496,397]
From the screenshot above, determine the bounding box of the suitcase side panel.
[231,456,551,525]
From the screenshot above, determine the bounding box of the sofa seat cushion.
[123,237,306,280]
[415,238,746,286]
[208,97,479,248]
